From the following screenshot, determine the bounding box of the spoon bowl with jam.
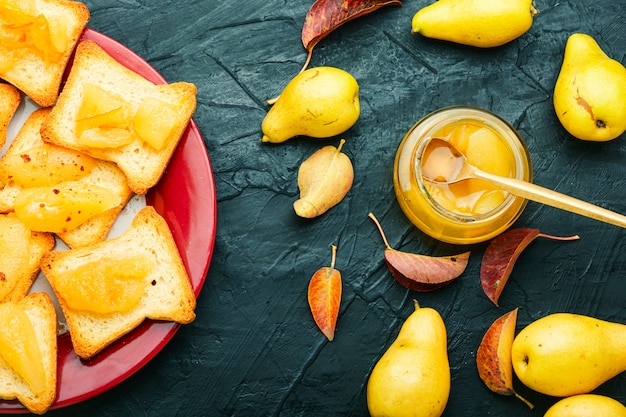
[420,137,626,229]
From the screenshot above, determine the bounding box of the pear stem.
[368,213,392,249]
[413,299,420,310]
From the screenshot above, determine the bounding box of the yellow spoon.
[420,138,626,228]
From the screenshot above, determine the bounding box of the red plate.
[0,29,217,412]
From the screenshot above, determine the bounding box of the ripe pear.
[544,394,626,417]
[411,0,538,48]
[294,139,354,218]
[511,313,626,397]
[553,33,626,141]
[367,301,450,417]
[261,67,360,143]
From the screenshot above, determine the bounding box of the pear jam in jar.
[393,106,533,244]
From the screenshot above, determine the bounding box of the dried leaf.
[384,249,470,292]
[476,308,534,409]
[369,213,469,292]
[308,245,342,341]
[480,228,580,306]
[301,0,402,71]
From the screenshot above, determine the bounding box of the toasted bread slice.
[0,83,21,148]
[41,206,196,359]
[0,213,55,303]
[40,40,197,194]
[0,108,134,248]
[0,0,89,107]
[0,292,57,414]
[0,108,55,213]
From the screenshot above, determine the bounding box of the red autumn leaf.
[481,228,580,306]
[301,0,402,70]
[476,308,534,408]
[369,213,469,292]
[308,244,342,341]
[384,249,470,292]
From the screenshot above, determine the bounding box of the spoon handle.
[475,170,626,228]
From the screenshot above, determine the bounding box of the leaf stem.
[299,50,312,75]
[329,244,337,270]
[538,233,580,241]
[368,213,391,249]
[514,391,534,409]
[267,49,313,105]
[336,138,346,152]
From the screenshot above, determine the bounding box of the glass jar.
[393,106,533,245]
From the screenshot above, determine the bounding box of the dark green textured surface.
[33,0,626,415]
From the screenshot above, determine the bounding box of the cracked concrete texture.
[23,0,626,415]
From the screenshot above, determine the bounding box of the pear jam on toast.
[0,293,57,415]
[40,40,197,194]
[41,207,197,360]
[0,0,90,107]
[0,0,200,411]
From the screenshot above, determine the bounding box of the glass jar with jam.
[393,106,533,245]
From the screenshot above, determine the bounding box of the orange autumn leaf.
[308,245,342,341]
[301,0,402,71]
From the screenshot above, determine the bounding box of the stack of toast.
[0,0,199,413]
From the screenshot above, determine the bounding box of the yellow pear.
[411,0,538,48]
[367,301,450,417]
[511,313,626,397]
[294,139,354,218]
[544,394,626,417]
[261,67,360,143]
[553,33,626,141]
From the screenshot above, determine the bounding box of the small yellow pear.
[544,394,626,417]
[367,301,450,417]
[261,67,360,143]
[553,33,626,141]
[294,139,354,218]
[411,0,538,48]
[511,313,626,397]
